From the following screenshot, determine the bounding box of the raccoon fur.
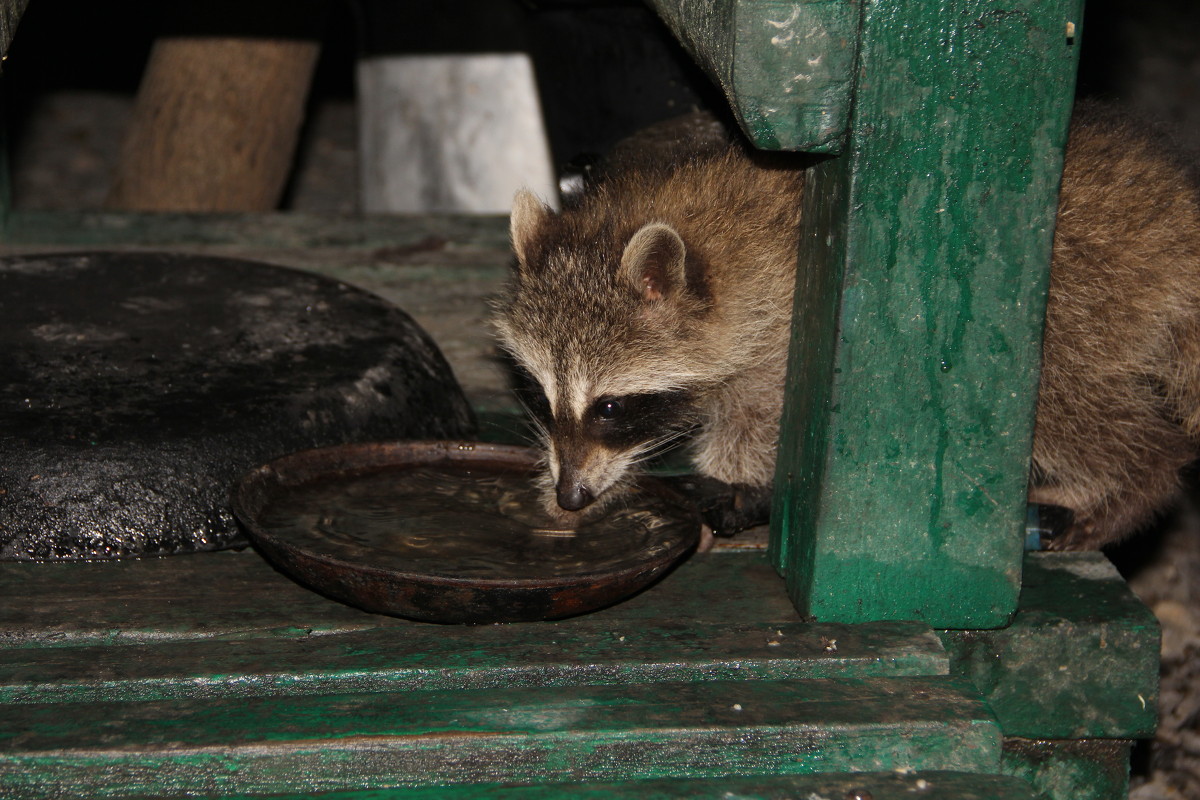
[494,101,1200,549]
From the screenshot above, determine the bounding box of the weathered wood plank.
[0,677,1000,797]
[106,36,321,212]
[206,770,1041,799]
[0,551,798,646]
[647,0,860,152]
[0,621,945,705]
[771,0,1085,626]
[0,550,947,703]
[940,553,1160,739]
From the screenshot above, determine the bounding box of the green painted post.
[770,0,1085,626]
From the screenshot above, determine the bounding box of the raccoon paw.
[666,475,772,537]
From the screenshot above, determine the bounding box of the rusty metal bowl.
[232,441,700,623]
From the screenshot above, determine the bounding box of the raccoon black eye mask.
[580,392,695,450]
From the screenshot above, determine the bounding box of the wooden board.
[0,551,948,702]
[1,676,999,796]
[1002,739,1132,800]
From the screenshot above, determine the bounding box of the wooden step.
[0,677,999,797]
[0,550,949,705]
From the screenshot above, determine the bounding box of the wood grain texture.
[1002,738,1133,800]
[0,0,26,62]
[105,37,320,212]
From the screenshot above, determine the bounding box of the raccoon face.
[499,189,710,513]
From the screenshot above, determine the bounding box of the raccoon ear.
[510,189,550,267]
[619,223,687,303]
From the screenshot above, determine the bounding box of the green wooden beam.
[940,553,1160,739]
[647,0,860,152]
[771,0,1084,626]
[1,677,1000,797]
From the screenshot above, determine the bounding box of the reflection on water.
[256,466,692,580]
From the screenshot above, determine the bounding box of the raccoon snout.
[556,479,596,511]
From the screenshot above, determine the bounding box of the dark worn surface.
[1002,738,1133,800]
[940,553,1160,739]
[0,0,26,64]
[233,441,700,623]
[0,213,519,421]
[0,252,475,559]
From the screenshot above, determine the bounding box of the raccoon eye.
[592,398,624,420]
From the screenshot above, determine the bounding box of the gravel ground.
[1120,508,1200,799]
[3,1,1198,796]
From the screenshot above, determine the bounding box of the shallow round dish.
[232,441,700,623]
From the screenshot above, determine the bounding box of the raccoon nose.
[556,480,595,511]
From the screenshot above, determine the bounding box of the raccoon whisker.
[513,394,551,446]
[630,426,695,463]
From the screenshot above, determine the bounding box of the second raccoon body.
[495,102,1200,549]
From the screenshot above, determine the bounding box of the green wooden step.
[940,552,1160,739]
[0,617,944,704]
[198,770,1041,799]
[0,550,1158,738]
[0,550,949,706]
[0,677,999,798]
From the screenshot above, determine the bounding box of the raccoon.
[494,101,1200,549]
[1029,101,1200,548]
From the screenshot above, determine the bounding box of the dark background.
[5,0,1196,212]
